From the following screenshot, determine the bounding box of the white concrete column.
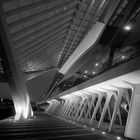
[89,91,105,125]
[64,96,74,118]
[70,96,82,120]
[58,100,65,115]
[74,95,86,121]
[65,100,75,118]
[46,101,53,112]
[0,6,33,120]
[55,100,64,115]
[124,82,140,140]
[59,99,68,116]
[53,101,61,115]
[63,101,72,118]
[78,94,90,122]
[98,89,114,128]
[85,93,98,120]
[60,99,70,117]
[67,95,78,119]
[109,86,125,132]
[51,100,59,113]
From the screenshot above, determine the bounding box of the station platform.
[0,112,125,140]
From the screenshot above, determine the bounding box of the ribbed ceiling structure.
[0,0,110,73]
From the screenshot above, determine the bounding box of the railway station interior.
[0,0,140,139]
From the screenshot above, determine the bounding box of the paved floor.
[0,112,125,140]
[79,118,125,137]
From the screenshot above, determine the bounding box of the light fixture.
[123,24,132,31]
[84,70,88,74]
[95,63,99,67]
[116,136,121,140]
[84,125,86,128]
[92,128,95,130]
[102,131,106,135]
[121,55,126,59]
[92,71,96,75]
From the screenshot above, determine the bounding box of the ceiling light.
[92,128,95,130]
[116,136,121,140]
[92,71,96,75]
[121,55,126,59]
[123,24,132,31]
[95,63,99,67]
[84,70,88,74]
[102,131,106,135]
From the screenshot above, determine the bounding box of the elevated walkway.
[0,112,126,140]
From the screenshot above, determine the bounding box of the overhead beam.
[15,21,70,49]
[23,45,62,71]
[59,22,105,75]
[18,28,67,60]
[20,42,63,70]
[8,0,77,28]
[19,35,65,64]
[11,8,75,40]
[59,0,121,76]
[24,67,58,81]
[13,16,71,43]
[3,0,78,16]
[30,48,62,71]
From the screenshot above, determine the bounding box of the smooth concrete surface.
[0,112,121,140]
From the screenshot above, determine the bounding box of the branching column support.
[84,93,98,121]
[58,98,67,116]
[66,95,78,119]
[60,98,69,117]
[53,100,61,115]
[70,96,82,120]
[50,100,58,113]
[77,93,90,122]
[89,91,105,126]
[98,89,114,128]
[64,96,74,118]
[108,86,126,132]
[58,100,65,115]
[74,95,87,121]
[0,3,33,120]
